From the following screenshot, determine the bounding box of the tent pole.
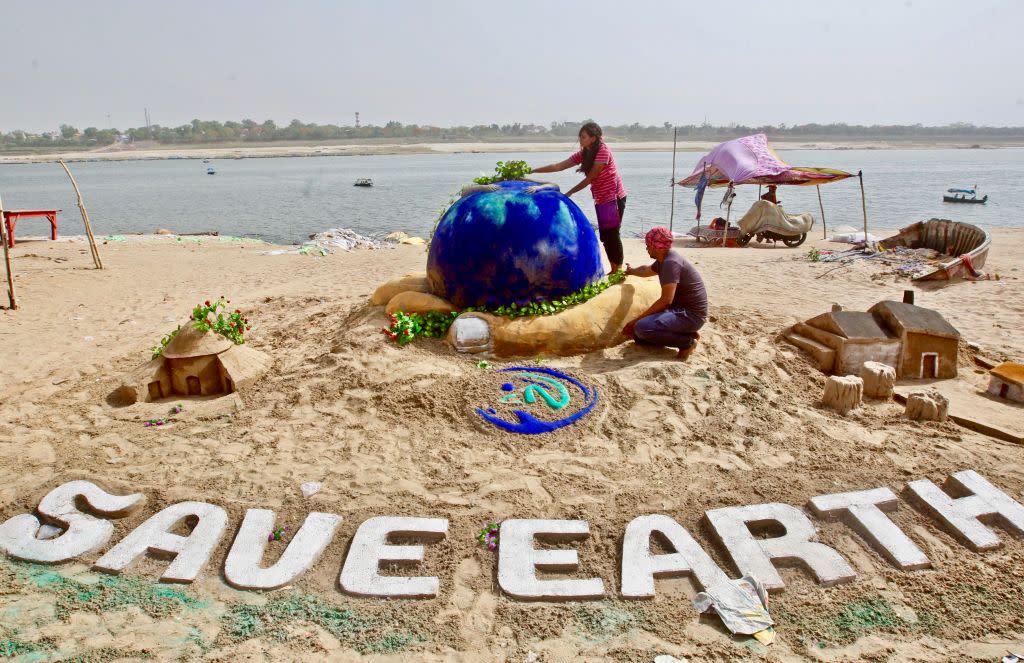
[858,170,868,245]
[59,160,103,269]
[669,126,678,233]
[722,185,733,247]
[816,185,827,239]
[0,195,16,309]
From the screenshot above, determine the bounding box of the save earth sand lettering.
[1,470,1021,600]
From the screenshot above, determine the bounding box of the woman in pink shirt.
[529,122,628,273]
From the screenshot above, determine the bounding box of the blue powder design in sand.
[476,367,598,435]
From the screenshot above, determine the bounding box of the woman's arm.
[529,158,576,174]
[564,162,606,197]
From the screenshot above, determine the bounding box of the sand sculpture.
[988,362,1024,403]
[860,361,897,399]
[786,298,959,379]
[117,322,269,404]
[905,390,949,422]
[372,180,659,357]
[821,375,863,413]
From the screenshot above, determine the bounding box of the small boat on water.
[354,178,373,187]
[942,187,987,204]
[879,218,991,281]
[206,166,216,175]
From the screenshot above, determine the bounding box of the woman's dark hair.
[577,122,603,175]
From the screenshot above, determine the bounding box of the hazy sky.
[3,0,1022,132]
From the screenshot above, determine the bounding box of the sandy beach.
[3,137,1023,164]
[0,227,1022,662]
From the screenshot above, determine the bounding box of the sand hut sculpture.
[988,362,1024,403]
[785,300,959,379]
[118,325,269,403]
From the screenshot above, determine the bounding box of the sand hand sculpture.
[373,179,660,357]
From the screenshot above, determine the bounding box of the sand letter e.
[0,480,144,564]
[497,519,605,600]
[339,516,448,598]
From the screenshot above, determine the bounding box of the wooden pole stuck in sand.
[817,185,827,239]
[669,127,678,233]
[858,170,869,245]
[0,195,17,309]
[58,160,103,270]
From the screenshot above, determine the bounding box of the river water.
[1,148,1020,244]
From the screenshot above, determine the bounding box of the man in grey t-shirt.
[622,226,708,361]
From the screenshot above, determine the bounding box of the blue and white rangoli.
[476,367,598,434]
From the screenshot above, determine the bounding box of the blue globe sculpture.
[427,180,604,309]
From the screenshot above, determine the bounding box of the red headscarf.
[645,226,674,251]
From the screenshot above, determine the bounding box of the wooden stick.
[669,127,678,233]
[858,170,869,245]
[0,195,17,309]
[58,160,103,269]
[816,185,827,239]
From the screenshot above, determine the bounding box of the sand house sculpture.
[372,178,660,357]
[785,299,959,379]
[119,324,270,403]
[988,362,1024,403]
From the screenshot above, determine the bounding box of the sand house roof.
[161,324,233,359]
[806,311,894,340]
[869,301,959,339]
[991,362,1024,386]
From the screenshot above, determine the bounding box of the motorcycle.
[735,200,814,248]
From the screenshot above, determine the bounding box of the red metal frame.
[3,209,61,248]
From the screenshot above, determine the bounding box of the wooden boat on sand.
[879,218,991,281]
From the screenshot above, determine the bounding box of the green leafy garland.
[382,271,626,346]
[151,297,251,358]
[473,160,531,185]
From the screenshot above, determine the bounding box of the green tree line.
[4,119,1024,148]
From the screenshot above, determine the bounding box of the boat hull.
[942,195,987,204]
[879,219,991,281]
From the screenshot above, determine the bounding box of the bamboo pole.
[858,170,869,245]
[669,127,678,233]
[816,185,827,239]
[58,160,103,269]
[0,195,17,309]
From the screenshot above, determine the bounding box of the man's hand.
[623,263,633,276]
[622,319,637,338]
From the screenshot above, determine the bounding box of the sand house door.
[186,376,201,395]
[921,353,938,379]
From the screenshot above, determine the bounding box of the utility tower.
[355,112,360,128]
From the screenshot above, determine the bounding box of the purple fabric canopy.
[678,134,852,188]
[687,134,788,184]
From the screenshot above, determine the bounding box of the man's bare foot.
[677,333,700,361]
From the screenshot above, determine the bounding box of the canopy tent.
[947,188,976,195]
[676,134,852,188]
[668,133,867,246]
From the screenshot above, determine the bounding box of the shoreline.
[2,138,1023,164]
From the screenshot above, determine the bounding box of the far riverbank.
[2,137,1023,164]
